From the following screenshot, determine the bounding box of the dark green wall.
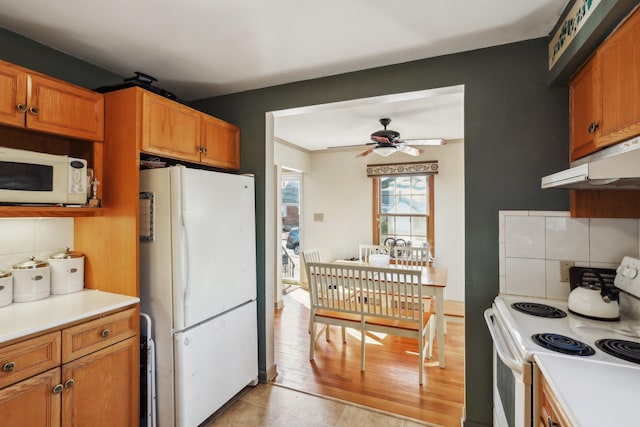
[191,38,570,426]
[0,27,123,89]
[1,27,570,426]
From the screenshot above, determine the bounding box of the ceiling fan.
[356,118,446,158]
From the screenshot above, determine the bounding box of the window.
[373,173,434,252]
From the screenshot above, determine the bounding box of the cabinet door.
[570,56,600,161]
[598,8,640,147]
[0,61,27,128]
[201,114,240,169]
[27,74,104,141]
[140,91,201,162]
[61,337,138,427]
[0,367,61,427]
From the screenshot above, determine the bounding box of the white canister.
[12,257,51,302]
[49,248,85,295]
[0,270,12,308]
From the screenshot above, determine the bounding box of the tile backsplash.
[0,218,74,271]
[499,211,640,300]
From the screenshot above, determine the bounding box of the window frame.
[372,173,435,254]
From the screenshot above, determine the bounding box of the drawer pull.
[3,361,16,372]
[52,384,63,394]
[68,268,78,273]
[64,378,75,389]
[28,106,39,115]
[547,416,558,427]
[31,275,44,281]
[101,329,111,338]
[16,103,27,113]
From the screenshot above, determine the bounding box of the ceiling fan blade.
[326,142,376,150]
[401,138,446,146]
[398,145,424,156]
[356,147,375,157]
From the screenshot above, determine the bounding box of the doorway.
[269,86,465,424]
[281,170,301,290]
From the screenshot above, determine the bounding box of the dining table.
[331,259,448,368]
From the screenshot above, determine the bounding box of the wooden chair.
[391,246,432,267]
[392,246,437,339]
[358,244,391,263]
[301,249,321,264]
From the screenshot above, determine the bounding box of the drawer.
[0,331,61,389]
[62,307,138,363]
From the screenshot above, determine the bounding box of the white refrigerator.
[139,165,258,427]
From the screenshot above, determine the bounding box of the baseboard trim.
[266,363,278,382]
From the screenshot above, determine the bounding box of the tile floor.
[202,383,436,427]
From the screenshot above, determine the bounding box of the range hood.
[542,136,640,189]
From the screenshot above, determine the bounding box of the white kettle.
[568,269,620,320]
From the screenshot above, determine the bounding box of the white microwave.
[0,147,88,205]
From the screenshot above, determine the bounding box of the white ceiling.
[0,0,569,151]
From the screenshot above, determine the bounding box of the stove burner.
[595,339,640,365]
[532,333,595,356]
[512,302,567,318]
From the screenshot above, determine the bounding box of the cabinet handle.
[202,147,208,154]
[28,106,39,115]
[101,329,111,338]
[547,416,559,427]
[2,361,16,372]
[588,122,599,133]
[64,378,75,389]
[52,384,63,394]
[16,103,27,113]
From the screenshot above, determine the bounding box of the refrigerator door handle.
[180,208,191,306]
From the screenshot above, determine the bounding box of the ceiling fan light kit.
[372,146,397,157]
[356,118,445,157]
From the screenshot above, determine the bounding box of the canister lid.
[12,256,49,270]
[0,270,11,278]
[49,247,84,260]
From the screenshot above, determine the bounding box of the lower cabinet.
[61,338,137,427]
[0,368,61,427]
[0,306,138,427]
[536,365,571,427]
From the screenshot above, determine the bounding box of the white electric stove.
[485,256,640,427]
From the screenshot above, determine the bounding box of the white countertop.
[0,289,139,344]
[534,353,640,426]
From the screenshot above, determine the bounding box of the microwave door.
[0,158,68,204]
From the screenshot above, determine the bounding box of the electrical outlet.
[560,261,575,282]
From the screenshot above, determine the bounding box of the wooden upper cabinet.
[141,91,201,162]
[28,74,104,142]
[569,56,600,161]
[569,7,640,160]
[0,61,27,128]
[137,89,241,170]
[0,60,104,142]
[598,8,640,146]
[201,114,240,169]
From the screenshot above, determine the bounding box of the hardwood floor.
[273,288,465,427]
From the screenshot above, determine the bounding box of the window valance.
[366,161,438,177]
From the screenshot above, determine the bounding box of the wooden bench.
[305,261,434,384]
